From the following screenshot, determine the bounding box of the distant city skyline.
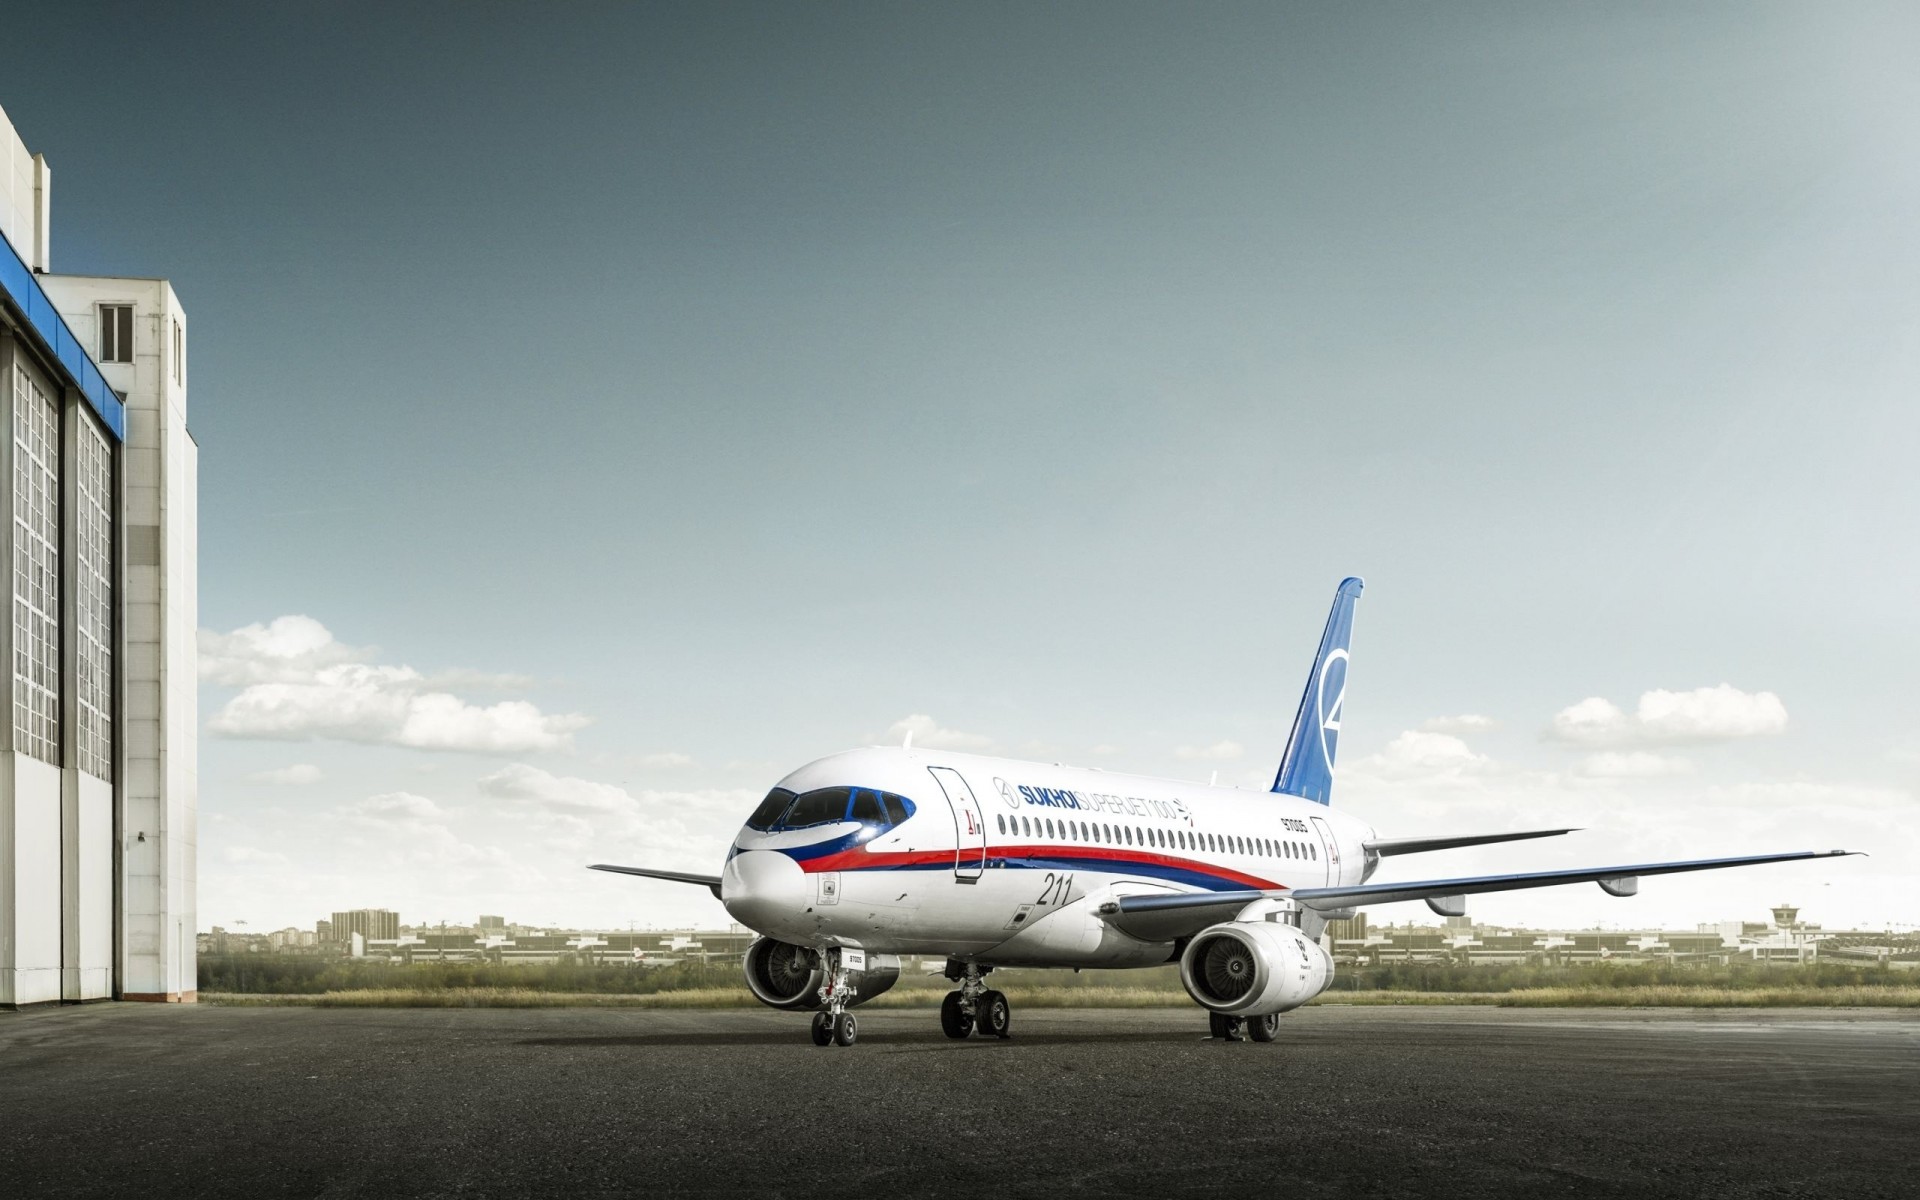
[5,4,1914,934]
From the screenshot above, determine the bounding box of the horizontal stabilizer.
[589,863,724,900]
[1290,850,1859,912]
[1363,828,1579,857]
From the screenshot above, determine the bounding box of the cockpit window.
[782,787,853,828]
[760,786,917,832]
[849,790,886,824]
[745,788,797,831]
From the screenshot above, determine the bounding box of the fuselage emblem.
[994,777,1020,810]
[1317,648,1349,773]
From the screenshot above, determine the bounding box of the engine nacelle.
[1179,921,1334,1018]
[742,937,899,1011]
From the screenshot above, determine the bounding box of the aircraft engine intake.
[742,937,899,1010]
[1178,922,1334,1017]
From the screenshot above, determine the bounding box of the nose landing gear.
[940,960,1011,1040]
[808,948,862,1047]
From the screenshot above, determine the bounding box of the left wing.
[1097,849,1859,942]
[590,863,723,900]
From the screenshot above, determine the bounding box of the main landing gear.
[940,960,1011,1040]
[809,948,861,1048]
[1209,1012,1279,1042]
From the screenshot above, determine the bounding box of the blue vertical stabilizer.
[1272,577,1364,804]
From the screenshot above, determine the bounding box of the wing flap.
[589,863,724,900]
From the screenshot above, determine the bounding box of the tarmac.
[2,1003,1916,1199]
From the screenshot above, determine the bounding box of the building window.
[77,414,112,780]
[12,366,60,764]
[99,305,133,364]
[171,319,183,384]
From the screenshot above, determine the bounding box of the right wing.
[589,863,724,900]
[1363,828,1578,857]
[1096,848,1858,941]
[1290,850,1859,912]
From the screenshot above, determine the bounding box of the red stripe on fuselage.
[794,842,1284,891]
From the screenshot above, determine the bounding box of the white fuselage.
[719,747,1375,968]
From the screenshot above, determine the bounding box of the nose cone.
[722,850,809,936]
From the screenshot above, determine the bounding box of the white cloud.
[1549,685,1788,747]
[200,615,370,685]
[637,752,696,770]
[887,714,992,751]
[419,668,538,692]
[1089,743,1120,757]
[1356,730,1493,781]
[1573,751,1694,779]
[1420,714,1501,735]
[476,763,756,879]
[347,791,448,821]
[204,617,590,754]
[480,763,636,815]
[244,763,324,786]
[1175,740,1245,762]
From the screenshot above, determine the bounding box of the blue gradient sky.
[8,3,1916,932]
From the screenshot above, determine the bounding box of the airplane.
[592,577,1857,1046]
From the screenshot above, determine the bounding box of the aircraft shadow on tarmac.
[516,1030,1214,1049]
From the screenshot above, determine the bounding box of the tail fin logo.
[1317,648,1349,774]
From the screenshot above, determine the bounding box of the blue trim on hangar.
[0,229,127,442]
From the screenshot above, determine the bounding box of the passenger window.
[1311,844,1317,860]
[850,791,886,824]
[996,814,1006,835]
[1020,817,1032,837]
[745,788,797,830]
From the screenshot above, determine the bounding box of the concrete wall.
[0,102,51,272]
[0,755,64,1005]
[42,274,197,1001]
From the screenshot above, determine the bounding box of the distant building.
[315,920,333,944]
[331,909,399,943]
[478,914,506,932]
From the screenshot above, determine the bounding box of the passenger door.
[927,766,986,883]
[1309,815,1340,886]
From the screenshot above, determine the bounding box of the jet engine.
[742,937,899,1010]
[1178,921,1334,1017]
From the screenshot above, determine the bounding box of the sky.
[7,2,1918,935]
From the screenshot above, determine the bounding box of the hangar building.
[0,102,197,1006]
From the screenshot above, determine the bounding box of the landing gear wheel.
[1248,1012,1280,1043]
[976,990,1011,1039]
[810,1012,833,1046]
[833,1011,858,1046]
[939,990,974,1039]
[1208,1012,1244,1041]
